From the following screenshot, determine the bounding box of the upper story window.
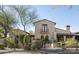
[42,24,48,32]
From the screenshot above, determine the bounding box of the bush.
[19,34,25,45]
[6,37,15,48]
[41,35,44,47]
[19,34,32,50]
[57,38,78,48]
[32,39,42,50]
[24,35,31,50]
[41,35,44,40]
[65,38,77,48]
[15,44,21,48]
[44,35,49,44]
[57,42,64,47]
[19,35,30,45]
[0,44,5,49]
[41,35,50,47]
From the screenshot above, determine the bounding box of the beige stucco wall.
[34,20,56,42]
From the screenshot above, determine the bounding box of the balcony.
[40,29,49,34]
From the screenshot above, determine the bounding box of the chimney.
[66,25,70,31]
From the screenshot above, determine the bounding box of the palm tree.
[11,5,38,31]
[0,6,16,37]
[11,5,38,49]
[0,5,17,47]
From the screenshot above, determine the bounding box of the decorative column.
[54,32,57,40]
[64,36,66,41]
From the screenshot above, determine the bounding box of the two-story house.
[33,19,79,43]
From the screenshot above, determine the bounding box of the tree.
[41,35,44,47]
[0,5,17,47]
[11,5,38,31]
[0,6,16,38]
[11,5,38,49]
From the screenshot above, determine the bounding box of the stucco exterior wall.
[34,20,56,41]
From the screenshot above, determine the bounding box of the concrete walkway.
[2,49,79,54]
[0,48,41,54]
[0,48,24,54]
[5,51,41,54]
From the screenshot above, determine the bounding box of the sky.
[31,5,79,32]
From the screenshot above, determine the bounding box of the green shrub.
[6,37,15,48]
[57,42,64,47]
[57,38,78,48]
[19,34,25,45]
[32,39,42,50]
[0,44,5,49]
[41,35,44,40]
[15,44,21,48]
[19,34,32,50]
[65,38,77,48]
[41,35,44,47]
[40,35,50,48]
[44,35,49,44]
[19,35,30,45]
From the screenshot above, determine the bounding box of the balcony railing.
[40,29,49,34]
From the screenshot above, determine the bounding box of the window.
[42,24,48,32]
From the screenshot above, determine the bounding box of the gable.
[33,19,56,25]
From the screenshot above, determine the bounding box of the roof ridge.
[33,19,56,25]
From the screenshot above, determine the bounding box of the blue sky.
[32,5,79,32]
